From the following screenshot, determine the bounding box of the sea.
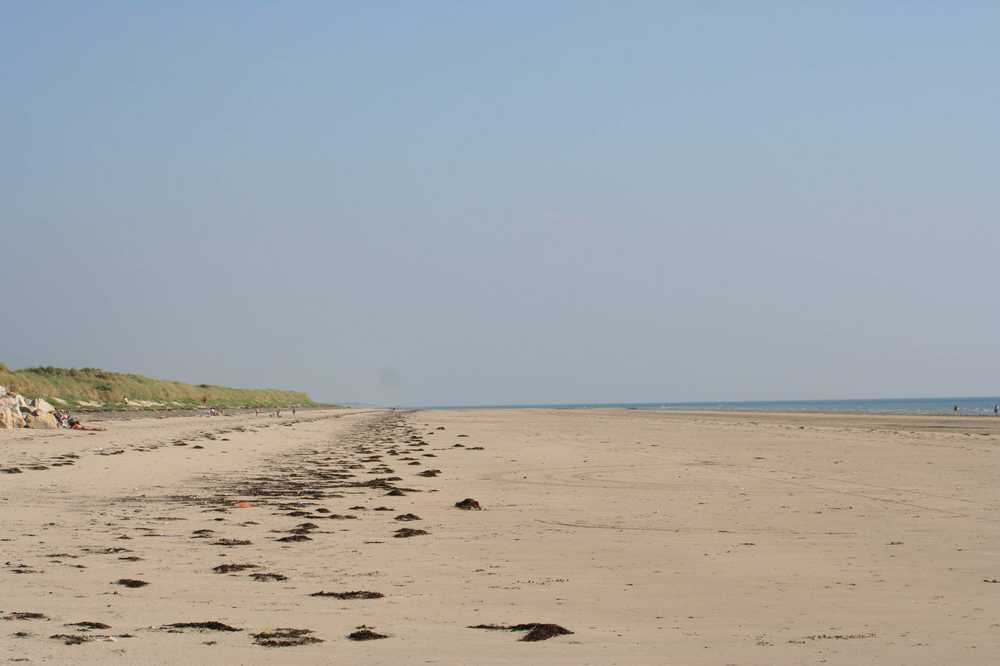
[417,396,1000,416]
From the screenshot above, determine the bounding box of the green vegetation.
[0,364,314,411]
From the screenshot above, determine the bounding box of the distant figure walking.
[953,404,959,413]
[994,404,998,415]
[292,407,296,416]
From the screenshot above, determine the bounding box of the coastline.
[2,407,997,663]
[413,396,1000,417]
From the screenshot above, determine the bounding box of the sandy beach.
[2,407,998,664]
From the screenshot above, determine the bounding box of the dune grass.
[0,363,314,410]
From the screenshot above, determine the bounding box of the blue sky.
[3,2,998,405]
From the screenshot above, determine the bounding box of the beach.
[2,407,998,664]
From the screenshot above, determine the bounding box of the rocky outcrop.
[25,412,58,429]
[0,389,66,429]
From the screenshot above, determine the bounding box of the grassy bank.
[0,364,314,411]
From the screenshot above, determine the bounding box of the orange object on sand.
[71,424,105,432]
[237,501,253,509]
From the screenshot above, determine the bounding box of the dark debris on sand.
[213,563,259,573]
[393,527,429,538]
[162,621,242,632]
[66,621,111,630]
[277,534,312,542]
[310,590,383,599]
[3,612,49,621]
[250,572,288,582]
[347,625,388,641]
[394,513,421,521]
[469,623,573,641]
[252,627,323,647]
[114,578,149,588]
[87,547,131,554]
[455,498,482,510]
[50,633,90,645]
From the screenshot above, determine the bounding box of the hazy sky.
[3,2,998,406]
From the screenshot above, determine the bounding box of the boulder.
[2,407,26,429]
[25,412,59,430]
[30,398,55,414]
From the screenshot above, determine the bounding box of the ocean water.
[420,396,1000,416]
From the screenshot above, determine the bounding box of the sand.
[1,407,998,664]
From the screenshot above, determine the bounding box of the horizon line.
[360,393,1000,410]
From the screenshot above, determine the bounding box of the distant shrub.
[25,366,62,375]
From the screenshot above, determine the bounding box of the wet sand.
[1,408,998,664]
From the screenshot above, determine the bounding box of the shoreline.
[408,395,1000,418]
[70,403,345,422]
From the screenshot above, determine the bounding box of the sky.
[2,2,998,406]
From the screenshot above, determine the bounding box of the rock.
[2,407,26,429]
[25,413,59,430]
[0,385,6,397]
[1,407,18,430]
[31,398,55,414]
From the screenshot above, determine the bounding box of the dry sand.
[1,407,998,664]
